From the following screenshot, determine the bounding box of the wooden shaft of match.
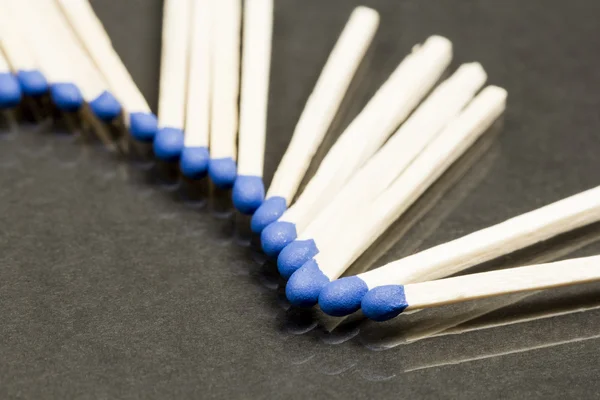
[363,183,600,289]
[184,0,212,148]
[404,255,600,311]
[158,0,192,128]
[237,0,274,176]
[266,6,380,202]
[209,0,241,159]
[55,0,151,114]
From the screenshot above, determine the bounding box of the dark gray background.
[1,0,600,398]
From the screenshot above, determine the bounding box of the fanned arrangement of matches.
[2,0,600,323]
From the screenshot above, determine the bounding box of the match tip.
[251,196,287,234]
[0,72,22,109]
[286,259,330,308]
[277,239,319,279]
[16,70,48,97]
[89,91,122,121]
[318,276,368,317]
[50,83,83,112]
[153,127,184,161]
[232,175,265,215]
[361,285,408,322]
[180,146,209,179]
[208,157,237,189]
[260,220,297,258]
[129,112,158,142]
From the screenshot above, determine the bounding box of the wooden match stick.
[180,0,213,180]
[232,0,275,214]
[362,255,600,321]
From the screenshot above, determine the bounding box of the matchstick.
[207,0,242,189]
[286,86,507,308]
[55,0,158,146]
[319,178,600,318]
[277,63,487,280]
[153,0,192,163]
[250,6,380,232]
[260,36,453,257]
[0,7,47,99]
[232,0,275,214]
[180,0,213,180]
[361,255,600,321]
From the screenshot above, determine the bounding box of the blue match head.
[251,196,288,233]
[233,175,265,215]
[361,285,409,322]
[277,239,319,279]
[260,220,297,258]
[153,127,184,161]
[50,83,83,111]
[285,259,330,308]
[89,90,122,121]
[16,70,48,97]
[0,72,22,109]
[208,157,237,188]
[129,112,158,142]
[180,146,209,179]
[318,276,369,317]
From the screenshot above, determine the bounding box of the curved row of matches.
[1,0,600,322]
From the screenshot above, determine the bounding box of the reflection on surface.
[401,284,600,373]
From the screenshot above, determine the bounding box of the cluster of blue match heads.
[252,198,396,320]
[1,69,406,322]
[0,69,265,215]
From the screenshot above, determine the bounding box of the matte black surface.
[2,0,600,398]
